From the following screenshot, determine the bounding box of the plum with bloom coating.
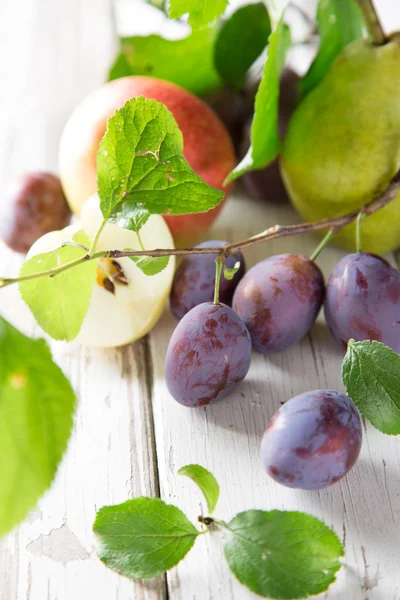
[165,302,252,407]
[0,172,71,253]
[324,252,400,352]
[170,240,245,320]
[261,390,362,490]
[233,254,324,354]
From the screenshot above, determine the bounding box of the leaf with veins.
[97,97,224,221]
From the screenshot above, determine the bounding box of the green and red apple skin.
[59,76,236,247]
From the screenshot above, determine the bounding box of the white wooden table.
[1,1,400,599]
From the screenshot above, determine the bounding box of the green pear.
[281,37,400,254]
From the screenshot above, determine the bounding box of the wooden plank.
[149,191,400,600]
[0,0,166,598]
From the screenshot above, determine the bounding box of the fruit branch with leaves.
[1,165,400,290]
[1,0,400,598]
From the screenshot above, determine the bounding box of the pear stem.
[356,0,386,45]
[1,172,400,290]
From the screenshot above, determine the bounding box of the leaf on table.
[0,317,76,538]
[214,3,271,88]
[108,29,221,96]
[168,0,228,29]
[342,340,400,435]
[97,97,224,221]
[226,18,291,182]
[178,464,220,514]
[93,497,200,579]
[127,253,170,276]
[223,510,343,599]
[19,231,97,342]
[300,0,365,98]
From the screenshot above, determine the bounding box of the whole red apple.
[59,76,236,246]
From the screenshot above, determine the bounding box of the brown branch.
[1,171,399,290]
[105,170,400,261]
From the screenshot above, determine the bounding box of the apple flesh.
[26,195,175,348]
[59,76,236,247]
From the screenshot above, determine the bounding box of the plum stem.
[213,260,223,305]
[355,213,366,253]
[309,227,337,262]
[355,0,386,45]
[1,171,399,290]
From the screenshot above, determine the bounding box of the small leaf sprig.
[93,464,344,600]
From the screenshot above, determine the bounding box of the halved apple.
[26,195,175,347]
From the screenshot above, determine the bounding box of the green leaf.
[93,497,200,579]
[214,3,271,88]
[226,18,291,182]
[223,261,241,281]
[168,0,228,29]
[110,204,151,233]
[300,0,365,98]
[145,0,166,11]
[19,231,97,342]
[97,97,224,220]
[264,0,290,27]
[0,318,76,538]
[128,254,169,276]
[178,464,220,514]
[342,340,400,435]
[223,510,343,599]
[108,29,221,96]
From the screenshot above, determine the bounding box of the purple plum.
[232,254,324,353]
[170,240,245,320]
[165,302,252,407]
[261,390,362,490]
[324,252,400,352]
[0,172,71,253]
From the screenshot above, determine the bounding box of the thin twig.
[105,170,400,260]
[1,171,399,289]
